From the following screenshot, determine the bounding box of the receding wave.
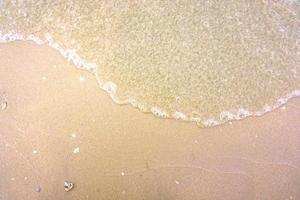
[0,0,299,127]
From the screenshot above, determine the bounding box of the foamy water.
[0,0,299,127]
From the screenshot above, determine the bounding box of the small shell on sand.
[64,181,74,192]
[1,101,7,110]
[73,147,80,154]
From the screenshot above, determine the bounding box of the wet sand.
[0,41,300,200]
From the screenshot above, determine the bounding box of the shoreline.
[1,32,299,127]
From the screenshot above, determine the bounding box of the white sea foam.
[150,107,169,118]
[44,33,96,72]
[101,82,117,96]
[173,112,188,121]
[203,119,219,127]
[0,31,96,71]
[220,111,235,121]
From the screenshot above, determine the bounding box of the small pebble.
[64,181,74,192]
[35,186,42,193]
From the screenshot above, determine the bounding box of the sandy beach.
[0,41,300,200]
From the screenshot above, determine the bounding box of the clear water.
[0,0,299,127]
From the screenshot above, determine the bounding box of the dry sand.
[0,41,300,200]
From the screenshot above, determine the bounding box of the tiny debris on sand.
[79,76,85,82]
[35,186,42,193]
[1,92,7,110]
[73,147,80,154]
[1,101,7,110]
[64,181,74,192]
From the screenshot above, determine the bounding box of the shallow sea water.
[0,0,299,126]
